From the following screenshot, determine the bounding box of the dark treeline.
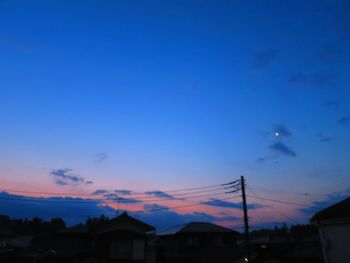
[0,215,66,236]
[249,223,318,240]
[1,213,317,240]
[0,214,112,236]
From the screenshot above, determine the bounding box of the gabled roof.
[159,222,236,235]
[97,212,155,234]
[311,197,350,222]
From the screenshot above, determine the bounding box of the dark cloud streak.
[203,199,265,210]
[270,142,297,157]
[50,168,94,186]
[338,115,350,124]
[274,124,292,137]
[95,152,107,163]
[145,191,175,200]
[250,49,278,72]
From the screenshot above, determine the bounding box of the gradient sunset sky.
[0,0,349,229]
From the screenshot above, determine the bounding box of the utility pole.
[117,197,121,216]
[241,175,250,261]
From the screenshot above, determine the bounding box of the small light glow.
[244,258,249,262]
[275,132,279,136]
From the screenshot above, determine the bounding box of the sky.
[0,0,350,230]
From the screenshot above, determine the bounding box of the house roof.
[97,212,155,234]
[311,197,350,222]
[159,222,236,235]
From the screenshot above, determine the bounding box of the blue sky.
[0,0,349,229]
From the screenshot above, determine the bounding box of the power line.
[133,185,240,199]
[247,186,330,197]
[155,181,239,193]
[0,189,241,205]
[117,190,237,204]
[0,180,239,198]
[132,195,242,213]
[246,187,299,225]
[246,194,321,209]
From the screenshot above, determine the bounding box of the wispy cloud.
[92,189,109,195]
[257,157,266,163]
[257,123,295,163]
[95,152,107,163]
[320,137,333,142]
[322,100,340,110]
[288,72,330,88]
[319,44,340,61]
[114,189,133,195]
[93,189,133,196]
[310,72,330,87]
[55,179,68,186]
[103,193,141,204]
[338,115,350,125]
[270,142,297,157]
[203,199,265,210]
[288,72,308,85]
[273,124,292,137]
[317,133,333,143]
[143,204,169,210]
[256,156,279,164]
[0,35,35,52]
[50,168,93,186]
[250,49,278,72]
[145,191,175,200]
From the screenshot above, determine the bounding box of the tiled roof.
[159,222,236,235]
[98,212,155,233]
[311,197,350,222]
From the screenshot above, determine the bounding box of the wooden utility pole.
[117,197,121,215]
[241,175,250,261]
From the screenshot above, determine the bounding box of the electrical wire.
[0,189,241,204]
[131,195,242,213]
[247,186,330,197]
[246,194,322,209]
[0,180,240,198]
[246,187,299,224]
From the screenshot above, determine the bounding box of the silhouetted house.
[55,223,93,261]
[157,222,240,263]
[281,235,323,263]
[249,233,293,263]
[0,227,16,263]
[0,226,15,248]
[250,233,293,250]
[95,212,155,263]
[311,196,350,263]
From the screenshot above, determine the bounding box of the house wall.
[96,231,149,263]
[98,221,149,235]
[55,235,92,258]
[319,223,350,263]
